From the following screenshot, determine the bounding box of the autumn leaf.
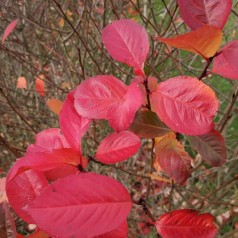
[155,132,192,184]
[187,129,227,167]
[102,19,149,76]
[155,209,218,238]
[35,74,45,97]
[177,0,232,30]
[2,19,18,44]
[151,76,218,135]
[96,131,141,164]
[212,40,238,80]
[46,98,63,115]
[6,169,48,223]
[156,25,222,59]
[26,173,132,238]
[58,18,65,28]
[129,110,170,138]
[16,76,27,89]
[59,89,91,152]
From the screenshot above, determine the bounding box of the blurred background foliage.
[0,0,238,237]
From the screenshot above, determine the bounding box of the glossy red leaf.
[43,164,79,182]
[129,110,170,138]
[95,222,128,238]
[177,0,232,30]
[108,83,143,131]
[212,40,238,80]
[96,131,141,164]
[2,19,18,44]
[60,89,92,151]
[29,128,70,152]
[155,133,192,184]
[74,75,126,119]
[25,129,81,180]
[6,169,48,223]
[156,25,222,59]
[9,148,82,180]
[0,201,16,238]
[187,129,227,167]
[102,19,149,76]
[151,76,218,135]
[155,209,218,238]
[26,173,132,238]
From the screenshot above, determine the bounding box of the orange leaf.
[16,76,27,89]
[58,18,65,28]
[156,25,222,59]
[47,99,63,115]
[155,132,192,184]
[35,74,45,97]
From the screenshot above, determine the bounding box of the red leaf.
[2,19,18,44]
[95,222,128,238]
[108,83,143,131]
[102,19,149,76]
[74,76,141,131]
[151,76,218,135]
[43,164,79,182]
[9,149,82,180]
[26,173,132,238]
[6,169,48,223]
[156,25,222,59]
[60,89,92,151]
[26,129,83,180]
[212,40,238,80]
[28,128,70,152]
[74,75,126,119]
[177,0,232,30]
[155,133,192,184]
[16,76,27,89]
[35,75,45,97]
[155,209,218,238]
[129,110,170,138]
[187,129,227,167]
[96,131,141,164]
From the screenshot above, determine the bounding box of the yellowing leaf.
[58,18,65,28]
[155,132,192,184]
[148,174,172,183]
[61,82,71,89]
[16,76,27,89]
[47,99,63,115]
[156,25,222,59]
